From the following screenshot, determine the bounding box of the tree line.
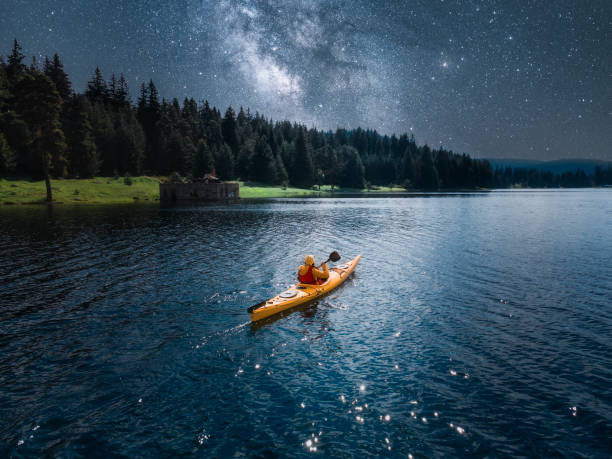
[1,40,608,197]
[492,166,612,188]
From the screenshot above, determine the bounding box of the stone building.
[159,175,239,202]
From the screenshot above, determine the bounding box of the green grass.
[0,177,408,205]
[238,182,328,198]
[0,176,161,205]
[238,182,406,198]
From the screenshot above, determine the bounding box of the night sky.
[1,0,610,160]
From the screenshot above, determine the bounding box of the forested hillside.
[0,40,495,190]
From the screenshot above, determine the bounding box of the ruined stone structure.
[159,181,239,202]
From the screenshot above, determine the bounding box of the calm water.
[1,190,611,457]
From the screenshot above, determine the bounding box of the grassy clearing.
[0,177,161,205]
[238,182,406,198]
[238,182,328,198]
[0,177,408,205]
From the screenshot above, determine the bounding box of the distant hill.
[485,158,612,175]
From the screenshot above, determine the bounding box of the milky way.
[1,0,610,160]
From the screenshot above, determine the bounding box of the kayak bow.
[248,255,361,322]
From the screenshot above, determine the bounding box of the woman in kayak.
[298,254,329,285]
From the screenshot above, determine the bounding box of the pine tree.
[291,128,315,187]
[163,130,187,175]
[205,118,224,149]
[44,53,72,102]
[214,143,234,180]
[237,106,248,128]
[6,39,26,86]
[192,138,214,177]
[250,135,277,183]
[221,106,239,156]
[108,73,117,102]
[275,153,289,185]
[86,67,108,102]
[113,107,145,174]
[88,100,115,175]
[0,133,17,175]
[114,74,129,105]
[237,142,254,180]
[148,79,160,113]
[322,145,339,190]
[137,82,147,114]
[435,149,450,188]
[419,146,439,189]
[278,140,293,174]
[64,96,98,177]
[137,80,162,172]
[14,71,67,199]
[0,62,28,174]
[338,145,365,189]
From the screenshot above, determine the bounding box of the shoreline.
[0,177,416,205]
[3,177,602,206]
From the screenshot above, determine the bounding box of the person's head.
[304,254,315,266]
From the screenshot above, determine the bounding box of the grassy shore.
[0,177,407,205]
[238,182,405,198]
[0,177,161,205]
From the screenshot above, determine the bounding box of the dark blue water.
[1,190,611,457]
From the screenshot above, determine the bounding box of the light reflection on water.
[1,190,611,457]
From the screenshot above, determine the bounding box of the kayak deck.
[249,255,361,322]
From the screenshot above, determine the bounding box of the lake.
[1,190,611,457]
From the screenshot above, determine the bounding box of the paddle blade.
[247,301,266,314]
[328,251,341,262]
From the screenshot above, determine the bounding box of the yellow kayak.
[248,255,361,322]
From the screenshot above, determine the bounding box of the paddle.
[246,251,341,314]
[318,250,341,268]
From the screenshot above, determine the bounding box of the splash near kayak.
[248,255,361,322]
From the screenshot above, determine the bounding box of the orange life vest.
[298,265,321,285]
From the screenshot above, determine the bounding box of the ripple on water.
[0,193,611,457]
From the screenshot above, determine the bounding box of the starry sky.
[1,0,610,160]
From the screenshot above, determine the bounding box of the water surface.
[1,190,611,457]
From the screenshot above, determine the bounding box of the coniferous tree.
[338,145,365,189]
[0,63,28,173]
[236,142,254,180]
[0,133,16,175]
[88,99,115,175]
[0,41,537,189]
[192,138,214,177]
[0,65,18,172]
[63,96,98,177]
[291,128,315,187]
[275,153,289,185]
[214,143,234,180]
[6,39,26,86]
[114,107,145,174]
[109,74,117,100]
[322,145,340,190]
[137,82,147,114]
[419,146,439,189]
[435,149,451,188]
[206,118,224,151]
[44,53,72,102]
[221,106,239,156]
[148,80,160,113]
[117,74,129,104]
[250,135,277,183]
[279,140,295,177]
[86,67,108,102]
[137,80,162,172]
[14,71,67,199]
[162,129,187,175]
